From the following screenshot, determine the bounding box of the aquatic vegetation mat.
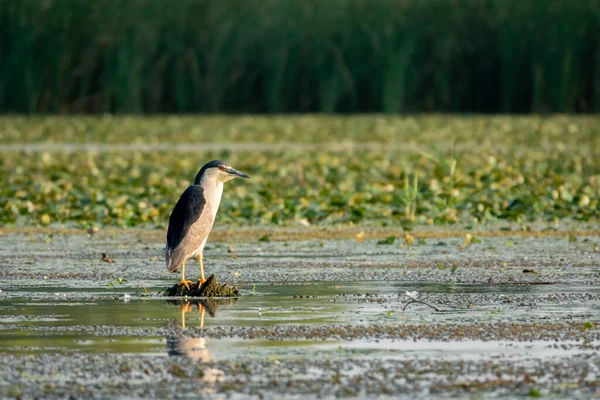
[1,115,599,229]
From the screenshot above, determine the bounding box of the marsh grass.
[1,0,598,113]
[401,173,419,222]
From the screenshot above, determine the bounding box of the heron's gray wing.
[166,202,214,272]
[166,185,206,252]
[173,209,213,255]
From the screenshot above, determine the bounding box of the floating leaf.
[528,389,541,398]
[405,291,418,299]
[355,231,366,243]
[101,253,114,263]
[464,233,473,246]
[377,236,396,245]
[228,243,238,259]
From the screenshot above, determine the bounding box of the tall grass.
[1,0,598,114]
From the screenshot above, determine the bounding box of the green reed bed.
[1,0,599,114]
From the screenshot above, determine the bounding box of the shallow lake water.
[1,231,599,398]
[2,280,599,357]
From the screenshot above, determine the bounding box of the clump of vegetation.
[164,274,240,298]
[0,116,598,228]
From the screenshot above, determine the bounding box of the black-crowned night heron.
[166,160,250,289]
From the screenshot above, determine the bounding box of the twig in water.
[402,299,440,312]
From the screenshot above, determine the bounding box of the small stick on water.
[402,299,440,312]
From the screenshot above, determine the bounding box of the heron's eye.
[218,165,225,171]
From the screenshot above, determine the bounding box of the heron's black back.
[167,185,206,251]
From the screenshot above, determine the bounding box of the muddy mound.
[163,274,240,297]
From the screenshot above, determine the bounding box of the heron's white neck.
[199,175,224,220]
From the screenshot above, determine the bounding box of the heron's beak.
[226,167,250,179]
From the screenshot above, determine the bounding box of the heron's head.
[194,160,250,185]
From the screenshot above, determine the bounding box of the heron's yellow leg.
[180,301,192,329]
[179,262,193,291]
[199,304,205,329]
[196,254,206,284]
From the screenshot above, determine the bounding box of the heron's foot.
[199,278,207,285]
[179,279,194,291]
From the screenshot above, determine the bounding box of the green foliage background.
[1,0,599,114]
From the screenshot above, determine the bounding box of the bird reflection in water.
[166,299,237,361]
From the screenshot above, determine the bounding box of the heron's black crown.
[194,160,228,184]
